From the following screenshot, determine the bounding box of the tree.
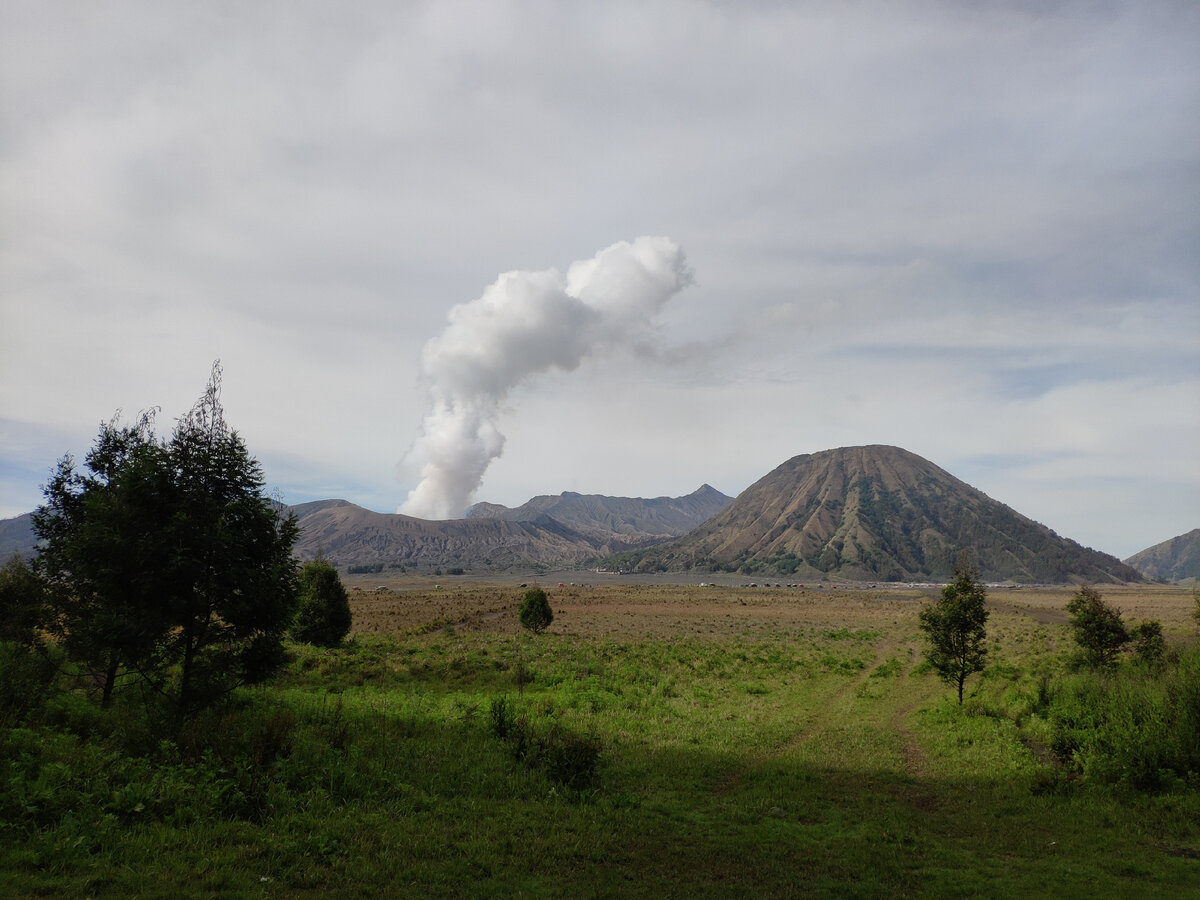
[1128,620,1164,664]
[34,363,299,717]
[918,558,989,703]
[519,587,553,635]
[292,560,352,647]
[1066,585,1128,668]
[34,412,175,707]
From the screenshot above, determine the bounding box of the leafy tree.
[292,560,352,647]
[34,412,174,707]
[1066,585,1128,668]
[519,587,554,635]
[34,363,299,717]
[918,558,989,703]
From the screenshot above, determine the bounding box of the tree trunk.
[100,656,119,709]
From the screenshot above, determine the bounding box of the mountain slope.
[290,486,731,571]
[1124,529,1200,582]
[290,501,602,570]
[0,513,36,560]
[465,484,732,541]
[612,445,1142,584]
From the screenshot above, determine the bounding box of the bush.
[489,695,516,739]
[519,587,554,635]
[292,560,352,647]
[488,699,600,789]
[1129,620,1164,664]
[1048,646,1200,790]
[0,555,47,646]
[0,641,61,726]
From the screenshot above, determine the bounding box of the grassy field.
[3,581,1198,897]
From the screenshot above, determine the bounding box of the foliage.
[518,587,554,634]
[488,695,599,788]
[918,559,989,703]
[32,363,299,718]
[33,411,173,707]
[292,560,352,647]
[0,641,62,727]
[0,554,47,647]
[1048,646,1200,790]
[1066,585,1128,668]
[1128,620,1164,664]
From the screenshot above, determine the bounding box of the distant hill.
[1124,529,1200,582]
[291,486,731,572]
[608,445,1143,584]
[290,500,600,571]
[0,513,35,560]
[466,485,732,541]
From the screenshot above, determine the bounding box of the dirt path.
[712,642,900,797]
[882,656,944,814]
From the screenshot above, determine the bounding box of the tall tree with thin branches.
[34,363,299,717]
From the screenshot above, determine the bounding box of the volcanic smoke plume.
[399,236,693,520]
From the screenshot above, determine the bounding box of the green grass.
[2,587,1199,898]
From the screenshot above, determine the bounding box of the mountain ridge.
[290,485,733,571]
[0,449,1156,582]
[465,484,732,541]
[1124,529,1200,582]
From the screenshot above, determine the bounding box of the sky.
[1,0,1197,560]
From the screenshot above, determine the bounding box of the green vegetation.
[519,586,554,634]
[2,575,1197,896]
[292,561,352,648]
[1067,585,1130,668]
[0,554,46,647]
[30,364,300,718]
[918,560,989,703]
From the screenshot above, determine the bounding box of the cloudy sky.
[2,1,1197,559]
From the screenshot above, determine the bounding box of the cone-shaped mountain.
[613,445,1142,583]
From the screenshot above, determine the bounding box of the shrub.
[489,695,516,739]
[1129,620,1164,664]
[292,560,352,647]
[489,701,600,789]
[519,587,554,635]
[0,641,61,726]
[1048,645,1200,790]
[0,555,47,646]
